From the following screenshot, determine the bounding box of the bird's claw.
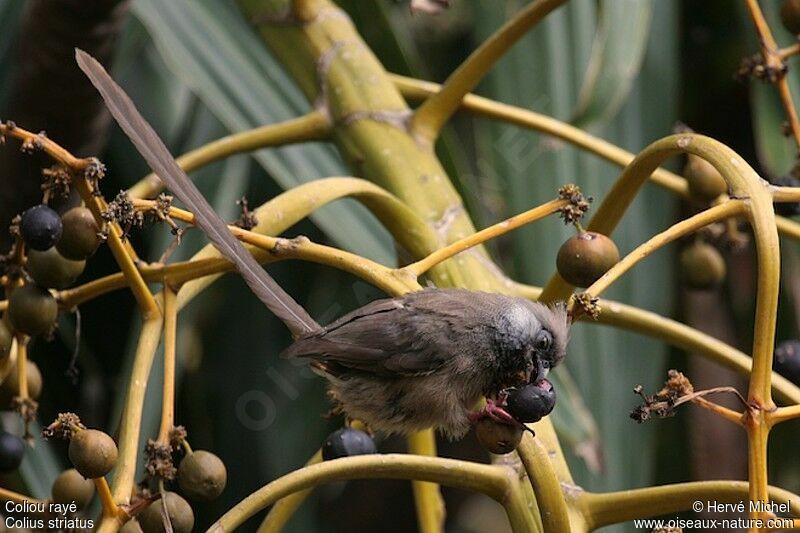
[469,398,527,430]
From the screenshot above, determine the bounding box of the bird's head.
[489,300,570,392]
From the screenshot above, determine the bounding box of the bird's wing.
[282,294,456,377]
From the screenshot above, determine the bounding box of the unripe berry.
[684,155,727,203]
[556,231,620,287]
[177,450,227,502]
[68,429,118,479]
[782,0,800,34]
[8,285,58,337]
[0,359,42,408]
[26,247,85,289]
[57,207,100,260]
[679,241,726,290]
[138,492,194,533]
[475,419,523,455]
[51,468,95,509]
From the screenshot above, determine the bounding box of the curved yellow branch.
[580,481,800,530]
[410,0,568,142]
[208,454,535,533]
[581,200,746,302]
[127,111,330,199]
[394,74,800,245]
[513,285,800,407]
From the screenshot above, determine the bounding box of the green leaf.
[131,0,396,266]
[571,0,653,129]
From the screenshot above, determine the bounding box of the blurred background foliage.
[0,0,798,531]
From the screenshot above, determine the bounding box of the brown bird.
[283,288,569,438]
[77,50,569,440]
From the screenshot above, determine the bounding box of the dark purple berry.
[505,379,556,423]
[0,431,25,472]
[774,340,800,386]
[772,175,800,217]
[20,204,63,251]
[322,428,376,460]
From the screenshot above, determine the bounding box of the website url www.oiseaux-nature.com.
[633,517,797,530]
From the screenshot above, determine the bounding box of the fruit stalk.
[128,111,330,199]
[579,200,745,304]
[404,198,569,277]
[158,285,178,443]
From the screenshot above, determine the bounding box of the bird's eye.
[535,329,553,352]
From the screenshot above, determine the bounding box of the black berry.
[772,175,800,218]
[774,340,800,386]
[322,428,376,460]
[0,431,25,472]
[505,379,557,423]
[20,204,63,251]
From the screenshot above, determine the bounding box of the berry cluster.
[476,378,557,456]
[9,201,100,336]
[0,195,102,478]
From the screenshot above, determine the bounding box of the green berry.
[48,186,83,215]
[51,468,95,509]
[556,231,620,287]
[782,0,800,34]
[8,285,58,337]
[26,247,85,289]
[0,359,42,408]
[68,429,118,479]
[56,207,100,260]
[177,450,227,502]
[684,155,727,203]
[120,519,143,533]
[475,419,523,455]
[679,241,726,290]
[0,322,11,360]
[138,492,194,533]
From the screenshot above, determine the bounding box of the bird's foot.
[469,398,525,429]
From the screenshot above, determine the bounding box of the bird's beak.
[534,358,549,381]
